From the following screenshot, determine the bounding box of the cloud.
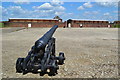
[68,13,73,15]
[2,6,33,20]
[33,2,65,16]
[2,2,66,21]
[55,12,64,16]
[113,11,118,13]
[92,11,99,14]
[83,2,93,8]
[7,6,26,15]
[96,2,118,7]
[60,12,75,21]
[102,13,118,21]
[77,6,84,10]
[2,2,117,22]
[33,2,65,11]
[103,12,110,16]
[94,0,119,7]
[33,9,55,18]
[0,6,3,20]
[94,0,119,2]
[84,11,99,15]
[1,7,8,17]
[0,6,2,13]
[77,2,93,10]
[54,6,65,11]
[82,11,102,20]
[14,0,30,4]
[84,11,90,15]
[34,3,53,10]
[82,11,117,21]
[51,0,64,6]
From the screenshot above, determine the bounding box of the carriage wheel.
[16,58,24,73]
[58,52,65,65]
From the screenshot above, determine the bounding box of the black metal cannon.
[16,25,65,76]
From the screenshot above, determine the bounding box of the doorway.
[67,19,72,28]
[28,23,31,28]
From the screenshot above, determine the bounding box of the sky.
[1,0,119,22]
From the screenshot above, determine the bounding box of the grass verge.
[0,23,4,27]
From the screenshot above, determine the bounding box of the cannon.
[16,25,65,76]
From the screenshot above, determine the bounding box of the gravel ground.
[2,27,26,34]
[1,27,119,78]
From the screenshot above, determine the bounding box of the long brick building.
[3,16,116,28]
[4,16,65,28]
[66,19,110,28]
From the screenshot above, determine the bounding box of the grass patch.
[112,24,120,28]
[0,23,4,27]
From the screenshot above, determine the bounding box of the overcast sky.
[1,0,119,22]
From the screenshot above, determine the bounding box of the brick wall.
[4,19,112,28]
[69,20,109,28]
[71,23,109,27]
[4,22,66,28]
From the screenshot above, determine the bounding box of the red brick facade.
[4,18,65,28]
[4,22,66,28]
[66,19,110,28]
[3,18,113,28]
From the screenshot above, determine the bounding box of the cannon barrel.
[16,25,65,76]
[35,25,58,50]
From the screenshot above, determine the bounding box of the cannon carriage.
[16,25,65,76]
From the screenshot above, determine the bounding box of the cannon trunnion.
[16,25,65,76]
